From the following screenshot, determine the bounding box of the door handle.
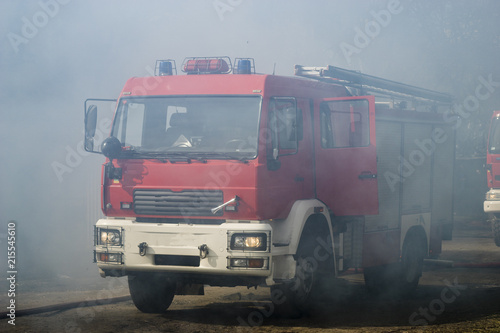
[358,172,377,179]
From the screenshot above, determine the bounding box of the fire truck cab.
[85,57,455,316]
[484,110,500,246]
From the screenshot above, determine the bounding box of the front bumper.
[484,189,500,213]
[484,200,500,213]
[94,218,273,279]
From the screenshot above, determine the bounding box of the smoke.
[1,0,499,295]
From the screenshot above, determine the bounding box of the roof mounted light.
[182,57,232,74]
[155,59,177,76]
[234,58,255,74]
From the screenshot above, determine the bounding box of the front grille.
[133,189,223,216]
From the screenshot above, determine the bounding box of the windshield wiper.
[126,145,207,162]
[121,148,247,163]
[224,154,249,163]
[120,148,186,162]
[196,152,249,163]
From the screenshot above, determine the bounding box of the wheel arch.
[270,199,336,272]
[400,213,431,258]
[402,225,428,256]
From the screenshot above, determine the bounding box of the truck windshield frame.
[489,116,500,154]
[110,95,262,160]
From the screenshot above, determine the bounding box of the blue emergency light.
[155,60,176,76]
[234,58,255,74]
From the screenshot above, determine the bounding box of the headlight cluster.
[227,231,270,270]
[230,233,268,251]
[486,191,500,201]
[96,228,122,246]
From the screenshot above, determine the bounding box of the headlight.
[486,192,500,201]
[97,228,122,246]
[230,233,268,251]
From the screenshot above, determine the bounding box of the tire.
[492,216,500,247]
[270,259,314,319]
[271,228,334,318]
[364,234,425,296]
[398,235,425,294]
[128,274,175,313]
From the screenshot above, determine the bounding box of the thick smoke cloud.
[1,0,499,281]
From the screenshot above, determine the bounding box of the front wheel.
[128,274,175,313]
[271,231,334,318]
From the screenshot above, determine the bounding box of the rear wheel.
[364,234,425,296]
[128,274,175,313]
[398,235,425,294]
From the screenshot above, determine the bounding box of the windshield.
[111,96,261,159]
[489,116,500,154]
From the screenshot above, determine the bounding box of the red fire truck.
[484,110,500,246]
[85,57,454,316]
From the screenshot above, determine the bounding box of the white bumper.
[484,189,500,213]
[484,200,500,213]
[94,218,273,278]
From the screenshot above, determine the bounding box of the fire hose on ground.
[0,295,131,319]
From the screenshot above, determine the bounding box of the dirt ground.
[2,215,500,332]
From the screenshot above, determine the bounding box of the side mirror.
[85,136,94,152]
[84,105,98,152]
[85,105,97,137]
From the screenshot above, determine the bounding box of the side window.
[320,99,370,148]
[113,101,145,147]
[125,103,145,146]
[268,97,299,152]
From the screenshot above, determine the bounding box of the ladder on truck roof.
[294,65,453,106]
